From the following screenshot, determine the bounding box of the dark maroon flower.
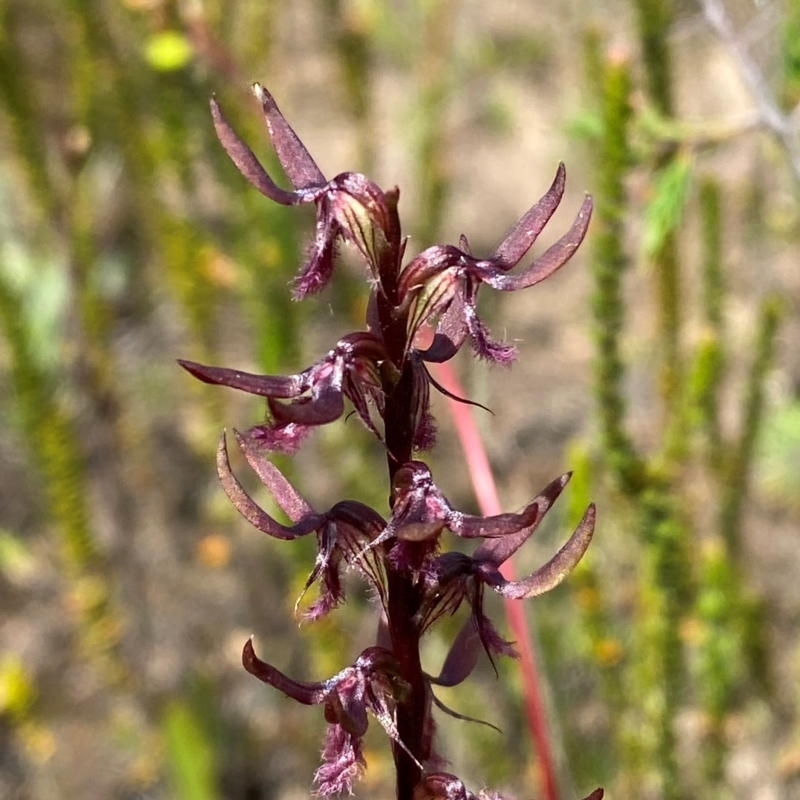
[364,461,557,560]
[179,332,391,453]
[243,639,420,795]
[471,501,595,599]
[211,85,402,297]
[420,476,596,669]
[399,164,593,364]
[217,431,387,617]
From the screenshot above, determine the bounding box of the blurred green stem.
[0,261,123,682]
[719,295,782,559]
[634,0,684,454]
[0,3,59,219]
[591,52,642,494]
[694,179,726,470]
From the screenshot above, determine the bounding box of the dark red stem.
[379,278,429,800]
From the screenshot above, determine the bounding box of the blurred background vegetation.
[1,0,799,799]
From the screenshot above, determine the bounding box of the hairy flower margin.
[181,84,601,800]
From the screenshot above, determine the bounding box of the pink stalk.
[429,359,560,800]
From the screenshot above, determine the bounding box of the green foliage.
[580,13,789,799]
[0,654,36,722]
[590,52,642,495]
[0,261,97,571]
[565,110,604,143]
[162,699,220,800]
[0,529,36,582]
[641,152,693,261]
[781,0,800,107]
[758,399,800,510]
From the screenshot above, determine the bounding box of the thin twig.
[698,0,800,179]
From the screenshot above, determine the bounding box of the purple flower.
[178,332,391,453]
[362,461,561,573]
[211,85,402,297]
[399,164,593,364]
[243,639,420,795]
[420,476,596,672]
[216,431,387,617]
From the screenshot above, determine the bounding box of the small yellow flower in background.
[143,31,193,72]
[196,533,231,569]
[0,654,35,721]
[593,638,623,667]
